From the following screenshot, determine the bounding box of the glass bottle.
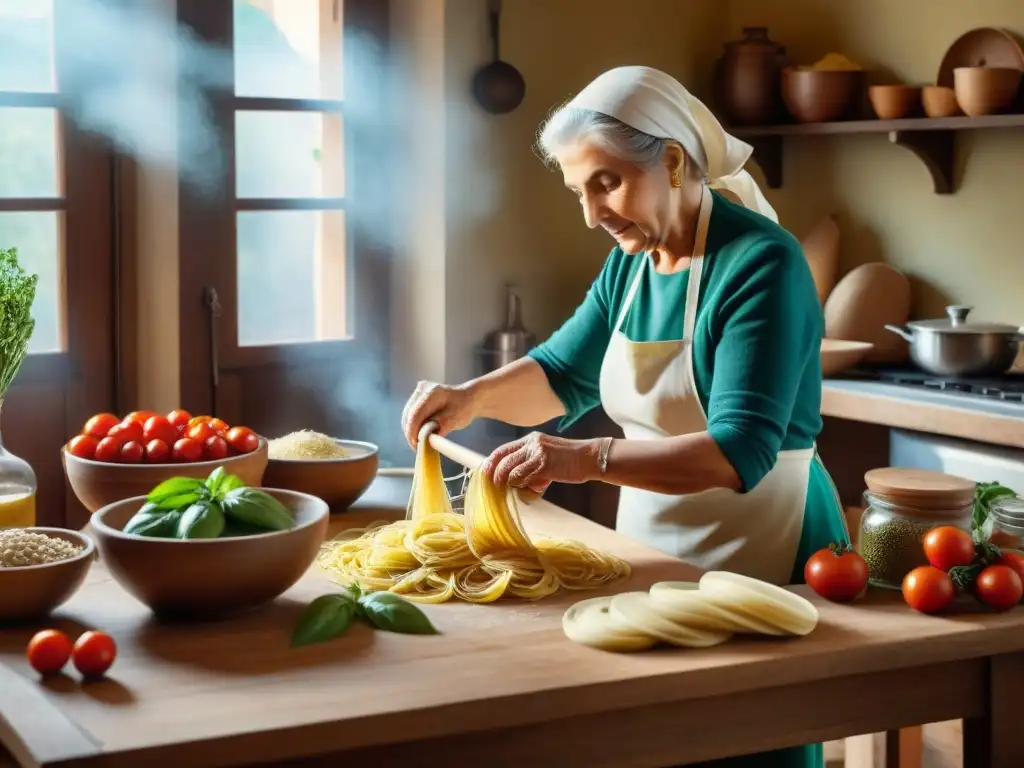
[0,402,37,529]
[987,497,1024,553]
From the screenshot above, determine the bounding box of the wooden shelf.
[730,113,1024,194]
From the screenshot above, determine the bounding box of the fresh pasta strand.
[316,434,631,604]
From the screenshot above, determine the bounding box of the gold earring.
[670,171,682,188]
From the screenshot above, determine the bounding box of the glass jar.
[857,468,975,589]
[988,497,1024,553]
[0,403,37,529]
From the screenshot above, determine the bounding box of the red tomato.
[997,551,1024,587]
[226,426,259,454]
[207,417,230,435]
[119,440,144,464]
[108,421,143,444]
[804,543,869,602]
[923,526,976,572]
[172,437,203,463]
[975,565,1023,612]
[142,415,177,446]
[82,413,119,440]
[902,566,956,614]
[72,631,117,679]
[26,629,73,675]
[186,422,215,443]
[203,435,229,461]
[187,415,213,430]
[66,434,98,460]
[121,411,158,430]
[167,409,192,431]
[94,436,123,463]
[144,438,170,464]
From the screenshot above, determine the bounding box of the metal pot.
[885,305,1024,377]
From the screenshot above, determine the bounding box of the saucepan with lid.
[885,305,1024,377]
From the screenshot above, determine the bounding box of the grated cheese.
[268,430,349,460]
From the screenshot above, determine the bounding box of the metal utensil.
[884,305,1024,377]
[470,0,525,114]
[479,284,535,373]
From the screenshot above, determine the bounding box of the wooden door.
[0,1,117,528]
[176,0,395,462]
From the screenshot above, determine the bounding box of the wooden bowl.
[782,68,865,123]
[953,66,1022,116]
[868,85,920,119]
[0,528,95,625]
[821,339,874,377]
[262,439,379,512]
[63,439,269,514]
[921,85,960,118]
[89,489,329,621]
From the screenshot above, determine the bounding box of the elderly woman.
[402,66,847,767]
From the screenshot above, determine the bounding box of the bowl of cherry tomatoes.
[62,409,268,514]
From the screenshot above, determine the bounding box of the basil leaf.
[175,500,226,539]
[148,476,204,504]
[220,473,246,495]
[205,467,227,497]
[123,504,180,537]
[292,594,357,647]
[358,592,439,635]
[222,487,295,531]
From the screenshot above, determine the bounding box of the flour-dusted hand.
[401,381,476,449]
[482,432,604,492]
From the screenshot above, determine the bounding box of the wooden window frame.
[175,0,392,415]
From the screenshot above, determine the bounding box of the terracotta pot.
[782,68,865,123]
[953,66,1022,116]
[714,27,787,126]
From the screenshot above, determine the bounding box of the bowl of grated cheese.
[0,527,95,624]
[262,430,379,512]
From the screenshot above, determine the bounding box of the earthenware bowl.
[0,528,96,625]
[262,439,379,512]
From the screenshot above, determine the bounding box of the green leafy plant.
[0,248,38,399]
[291,583,440,647]
[123,467,294,539]
[972,481,1017,543]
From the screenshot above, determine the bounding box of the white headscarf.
[565,66,778,223]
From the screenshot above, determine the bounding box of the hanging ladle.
[470,0,525,114]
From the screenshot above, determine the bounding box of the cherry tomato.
[108,421,143,444]
[72,631,117,679]
[997,551,1024,587]
[203,435,229,461]
[187,415,214,430]
[804,543,869,602]
[207,417,230,435]
[226,426,259,454]
[121,411,158,432]
[94,436,123,463]
[26,629,73,675]
[167,409,192,431]
[82,413,119,440]
[142,415,177,446]
[172,437,203,463]
[923,526,976,572]
[66,434,99,460]
[974,565,1023,612]
[119,440,144,464]
[186,422,216,443]
[145,438,170,464]
[902,566,956,614]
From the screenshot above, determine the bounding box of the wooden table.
[1,475,1023,768]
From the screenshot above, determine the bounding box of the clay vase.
[714,27,787,126]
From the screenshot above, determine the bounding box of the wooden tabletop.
[3,475,1024,767]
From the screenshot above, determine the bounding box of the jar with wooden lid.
[986,496,1024,552]
[858,468,975,589]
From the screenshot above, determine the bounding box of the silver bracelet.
[597,436,613,475]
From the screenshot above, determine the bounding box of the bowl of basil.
[88,467,329,620]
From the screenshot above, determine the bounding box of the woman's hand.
[401,381,476,448]
[482,432,604,493]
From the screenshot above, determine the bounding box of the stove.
[869,369,1024,402]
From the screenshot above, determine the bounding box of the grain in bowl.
[1,528,85,568]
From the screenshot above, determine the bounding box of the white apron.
[598,186,812,585]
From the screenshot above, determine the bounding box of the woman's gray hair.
[537,106,705,178]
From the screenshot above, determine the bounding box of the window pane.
[0,212,64,353]
[0,108,60,198]
[234,0,343,100]
[236,111,344,198]
[0,0,56,92]
[237,210,347,346]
